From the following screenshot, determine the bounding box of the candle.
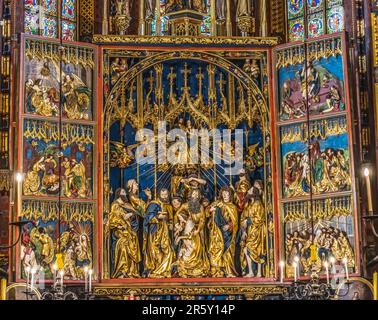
[26,266,31,289]
[364,168,373,214]
[294,256,300,278]
[16,173,23,219]
[84,266,89,292]
[292,262,298,282]
[279,261,285,283]
[52,264,58,286]
[324,261,330,284]
[59,270,65,288]
[329,257,336,274]
[88,269,93,293]
[343,258,349,281]
[30,268,36,291]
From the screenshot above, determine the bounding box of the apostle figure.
[175,189,210,277]
[109,188,141,278]
[240,181,266,277]
[233,168,251,213]
[143,189,175,278]
[216,0,226,20]
[145,0,156,19]
[126,179,151,217]
[209,186,239,277]
[235,0,253,17]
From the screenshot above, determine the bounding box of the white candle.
[343,258,349,281]
[329,257,336,274]
[30,268,36,291]
[84,266,89,292]
[324,261,330,284]
[59,270,65,288]
[294,256,300,278]
[279,261,285,283]
[52,264,58,286]
[364,168,373,214]
[88,269,93,293]
[293,262,298,282]
[26,266,31,289]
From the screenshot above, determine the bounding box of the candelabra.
[282,263,353,300]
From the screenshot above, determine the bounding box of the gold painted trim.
[92,35,279,46]
[94,284,286,300]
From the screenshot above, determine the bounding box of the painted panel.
[276,37,345,121]
[101,49,276,280]
[18,36,97,282]
[280,116,351,198]
[24,39,94,120]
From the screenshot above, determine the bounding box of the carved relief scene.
[24,39,94,120]
[276,38,346,121]
[102,49,276,280]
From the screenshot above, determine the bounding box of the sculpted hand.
[144,188,152,199]
[158,213,167,220]
[125,212,133,219]
[222,225,229,232]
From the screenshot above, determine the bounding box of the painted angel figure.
[61,73,91,120]
[109,141,138,168]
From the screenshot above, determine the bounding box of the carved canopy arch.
[103,50,270,132]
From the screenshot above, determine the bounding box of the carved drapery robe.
[210,201,239,277]
[143,200,175,278]
[240,199,266,272]
[235,0,253,17]
[109,200,141,278]
[216,0,226,20]
[175,203,210,277]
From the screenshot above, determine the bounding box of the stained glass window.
[24,0,77,41]
[200,0,211,36]
[287,0,344,41]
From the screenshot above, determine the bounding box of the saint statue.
[145,0,157,19]
[175,189,210,277]
[233,169,251,213]
[240,181,266,277]
[216,0,226,20]
[126,179,152,217]
[208,187,239,277]
[143,189,175,278]
[109,188,141,278]
[235,0,253,17]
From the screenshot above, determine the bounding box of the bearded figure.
[175,189,210,277]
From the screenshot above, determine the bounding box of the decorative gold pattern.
[93,35,278,46]
[280,117,348,144]
[94,285,286,300]
[0,170,10,191]
[275,37,343,69]
[25,39,95,69]
[79,0,95,39]
[20,200,95,223]
[283,196,353,222]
